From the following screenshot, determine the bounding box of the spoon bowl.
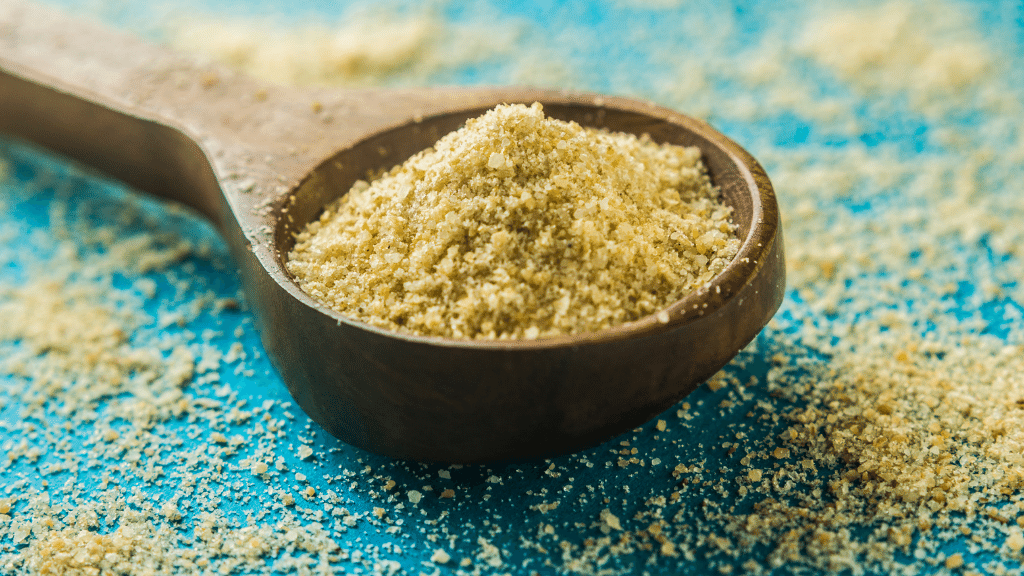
[0,0,784,462]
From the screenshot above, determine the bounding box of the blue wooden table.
[2,1,1023,574]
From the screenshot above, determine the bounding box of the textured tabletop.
[2,0,1023,574]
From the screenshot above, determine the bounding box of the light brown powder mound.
[287,103,740,340]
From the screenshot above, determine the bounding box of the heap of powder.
[287,103,740,340]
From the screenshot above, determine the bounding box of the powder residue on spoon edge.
[286,103,740,339]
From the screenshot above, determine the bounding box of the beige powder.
[287,103,739,340]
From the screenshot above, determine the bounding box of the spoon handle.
[0,1,249,220]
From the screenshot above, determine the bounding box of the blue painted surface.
[3,1,1024,574]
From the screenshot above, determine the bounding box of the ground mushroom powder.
[287,103,740,339]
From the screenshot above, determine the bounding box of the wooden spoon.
[0,0,785,462]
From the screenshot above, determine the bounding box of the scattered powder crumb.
[531,501,560,514]
[600,508,622,531]
[1007,531,1024,553]
[430,549,451,564]
[475,537,504,568]
[0,164,344,574]
[706,377,727,392]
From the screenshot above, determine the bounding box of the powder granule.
[287,103,739,339]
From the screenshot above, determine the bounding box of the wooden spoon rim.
[272,93,780,350]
